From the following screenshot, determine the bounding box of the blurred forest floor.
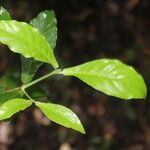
[0,0,150,150]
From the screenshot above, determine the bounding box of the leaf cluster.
[0,7,147,134]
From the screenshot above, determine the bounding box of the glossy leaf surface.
[62,59,147,99]
[30,10,57,49]
[0,7,11,20]
[0,20,58,68]
[0,98,32,120]
[35,101,85,134]
[21,10,58,83]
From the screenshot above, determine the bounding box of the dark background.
[0,0,150,150]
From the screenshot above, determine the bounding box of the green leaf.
[0,98,32,120]
[0,20,58,68]
[35,101,85,134]
[0,81,7,94]
[0,90,22,106]
[21,10,57,84]
[0,73,20,90]
[30,10,57,49]
[61,59,147,99]
[0,7,11,20]
[21,56,42,84]
[0,75,23,105]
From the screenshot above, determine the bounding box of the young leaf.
[21,10,57,84]
[21,56,42,84]
[35,101,85,134]
[0,7,11,20]
[30,10,57,49]
[0,98,32,120]
[0,20,58,68]
[61,59,147,100]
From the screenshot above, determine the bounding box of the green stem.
[1,69,62,103]
[2,87,20,94]
[22,88,35,102]
[22,69,62,90]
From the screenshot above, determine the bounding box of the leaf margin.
[61,59,147,100]
[35,101,85,134]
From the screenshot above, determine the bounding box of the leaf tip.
[80,126,86,134]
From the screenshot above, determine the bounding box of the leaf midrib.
[64,70,125,81]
